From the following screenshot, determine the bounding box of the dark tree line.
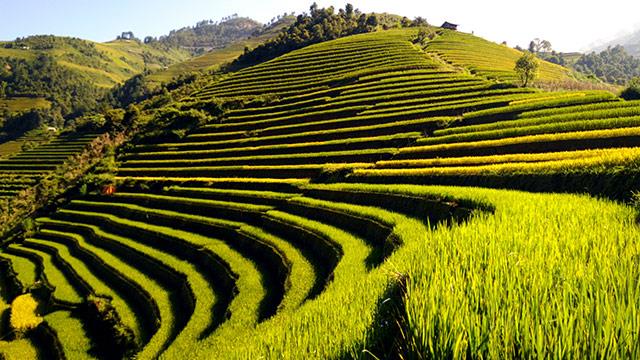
[229,3,381,69]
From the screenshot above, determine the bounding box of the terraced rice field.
[0,133,100,200]
[0,132,50,159]
[425,29,574,83]
[2,28,640,359]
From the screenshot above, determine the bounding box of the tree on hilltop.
[515,52,539,87]
[528,38,552,54]
[345,3,354,18]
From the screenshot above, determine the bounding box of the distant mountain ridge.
[151,15,264,55]
[593,29,640,57]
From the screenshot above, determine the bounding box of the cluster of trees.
[528,38,552,54]
[520,38,640,86]
[0,107,64,138]
[230,3,380,69]
[117,31,137,41]
[573,45,640,85]
[0,55,105,116]
[0,103,71,145]
[264,13,296,30]
[106,70,200,109]
[520,38,567,66]
[107,74,153,108]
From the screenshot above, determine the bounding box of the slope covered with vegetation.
[0,35,190,125]
[1,22,640,360]
[144,16,297,86]
[0,16,282,138]
[0,36,189,90]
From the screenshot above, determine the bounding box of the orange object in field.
[102,184,116,195]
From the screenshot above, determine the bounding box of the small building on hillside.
[441,22,458,31]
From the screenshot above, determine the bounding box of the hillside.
[145,8,407,85]
[1,26,639,359]
[0,36,189,90]
[572,45,640,85]
[145,16,296,85]
[0,35,190,120]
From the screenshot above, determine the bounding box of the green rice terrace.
[1,27,640,359]
[0,132,100,199]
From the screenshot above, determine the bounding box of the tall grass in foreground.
[381,185,640,358]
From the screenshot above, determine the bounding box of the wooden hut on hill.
[441,22,458,31]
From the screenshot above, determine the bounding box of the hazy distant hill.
[593,30,640,57]
[153,15,263,54]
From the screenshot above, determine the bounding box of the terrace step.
[44,310,95,360]
[127,133,419,158]
[117,164,371,179]
[50,209,221,351]
[24,236,145,343]
[14,243,86,305]
[122,149,396,168]
[184,118,440,149]
[65,198,282,321]
[395,128,640,159]
[35,218,180,359]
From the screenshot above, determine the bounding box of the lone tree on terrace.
[515,52,539,87]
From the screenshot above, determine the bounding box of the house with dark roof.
[441,22,458,31]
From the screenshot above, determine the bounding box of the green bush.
[621,78,640,100]
[134,106,211,144]
[84,296,137,358]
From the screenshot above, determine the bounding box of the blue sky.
[1,0,639,51]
